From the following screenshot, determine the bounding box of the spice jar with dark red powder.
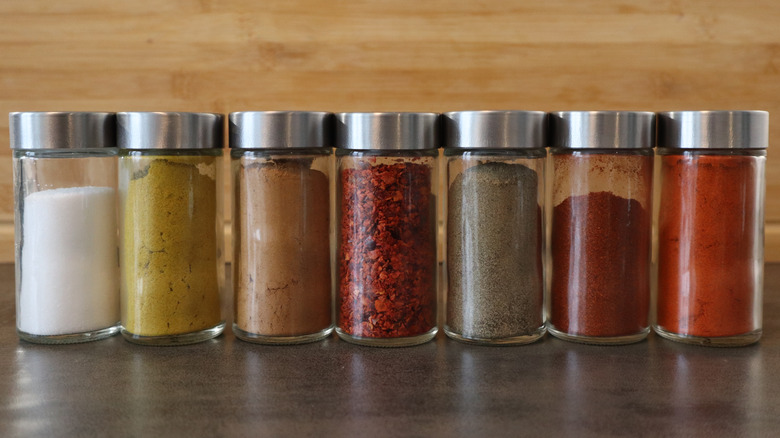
[443,111,546,345]
[548,111,654,345]
[335,112,439,347]
[655,111,768,347]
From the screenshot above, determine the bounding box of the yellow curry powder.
[122,156,222,337]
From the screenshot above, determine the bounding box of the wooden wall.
[2,0,780,261]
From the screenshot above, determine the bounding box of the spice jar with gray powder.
[443,111,547,345]
[230,111,333,344]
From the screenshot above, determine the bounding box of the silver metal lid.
[442,110,546,149]
[549,111,655,149]
[117,112,224,150]
[229,111,332,149]
[657,111,768,149]
[335,112,439,150]
[9,112,116,150]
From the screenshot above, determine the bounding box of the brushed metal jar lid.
[117,112,224,150]
[9,112,116,150]
[229,111,332,149]
[335,112,439,150]
[549,111,655,149]
[657,111,768,149]
[443,110,546,149]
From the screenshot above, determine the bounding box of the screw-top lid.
[443,111,546,149]
[117,112,224,149]
[9,112,116,150]
[229,111,332,149]
[549,111,655,149]
[335,112,439,150]
[657,111,768,149]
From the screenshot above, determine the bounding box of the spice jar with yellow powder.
[117,112,225,345]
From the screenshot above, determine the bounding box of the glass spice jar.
[335,112,439,347]
[548,111,654,345]
[655,111,768,347]
[118,112,225,346]
[442,111,546,345]
[10,112,120,344]
[229,111,334,344]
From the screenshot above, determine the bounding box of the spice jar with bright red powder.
[655,111,768,347]
[548,111,654,345]
[334,112,439,347]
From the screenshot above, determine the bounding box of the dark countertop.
[1,263,779,437]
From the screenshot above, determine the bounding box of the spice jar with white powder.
[230,111,333,344]
[10,112,120,344]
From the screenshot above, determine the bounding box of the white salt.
[18,186,119,335]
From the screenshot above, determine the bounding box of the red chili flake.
[338,161,436,339]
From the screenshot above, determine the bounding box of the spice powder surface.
[550,153,652,339]
[338,160,436,339]
[551,191,650,337]
[447,161,543,339]
[234,160,331,336]
[122,157,222,337]
[657,154,760,337]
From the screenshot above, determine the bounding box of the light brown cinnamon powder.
[233,160,331,338]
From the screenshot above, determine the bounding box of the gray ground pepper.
[446,161,543,340]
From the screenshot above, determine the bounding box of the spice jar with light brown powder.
[548,111,654,345]
[655,111,768,347]
[335,112,439,347]
[230,111,334,344]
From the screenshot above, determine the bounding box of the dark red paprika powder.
[550,191,650,338]
[338,160,436,341]
[547,111,655,345]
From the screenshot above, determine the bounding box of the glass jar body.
[444,148,546,345]
[13,149,120,344]
[549,149,653,345]
[336,149,438,347]
[119,149,225,345]
[231,148,333,344]
[655,149,765,346]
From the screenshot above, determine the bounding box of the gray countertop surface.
[1,263,779,437]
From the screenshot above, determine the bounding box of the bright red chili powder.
[657,154,760,338]
[551,191,650,338]
[338,161,436,339]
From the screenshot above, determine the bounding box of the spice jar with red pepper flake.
[548,111,654,345]
[335,112,439,347]
[443,111,546,345]
[655,111,767,347]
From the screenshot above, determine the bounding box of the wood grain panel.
[1,0,780,261]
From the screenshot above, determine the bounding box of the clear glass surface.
[549,149,653,345]
[119,149,225,345]
[231,149,333,345]
[13,149,120,344]
[336,149,438,347]
[655,149,765,347]
[443,149,546,345]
